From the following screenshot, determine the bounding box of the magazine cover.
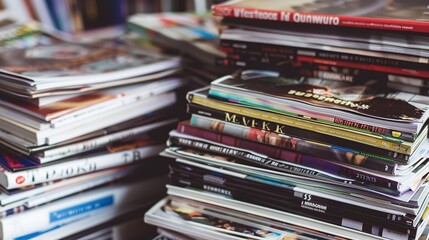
[210,70,429,123]
[0,41,165,80]
[213,0,429,33]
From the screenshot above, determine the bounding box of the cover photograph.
[210,70,429,124]
[0,38,179,91]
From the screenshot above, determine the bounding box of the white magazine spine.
[1,144,165,189]
[50,78,183,128]
[45,92,177,145]
[0,176,166,239]
[40,118,177,163]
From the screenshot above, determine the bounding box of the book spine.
[170,165,414,228]
[172,125,401,190]
[188,115,397,174]
[187,102,410,162]
[212,5,429,33]
[188,94,413,155]
[3,144,165,189]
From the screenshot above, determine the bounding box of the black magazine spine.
[169,131,403,191]
[170,163,415,227]
[169,169,416,236]
[220,39,429,72]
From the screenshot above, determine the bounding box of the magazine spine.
[168,186,414,240]
[187,102,410,162]
[220,37,429,78]
[173,125,402,190]
[170,168,414,228]
[1,144,164,189]
[188,94,413,156]
[0,177,165,240]
[171,178,414,231]
[212,5,429,33]
[187,116,397,174]
[221,39,429,71]
[41,119,176,163]
[297,55,429,78]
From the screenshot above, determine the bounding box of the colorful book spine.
[170,128,407,191]
[188,115,397,174]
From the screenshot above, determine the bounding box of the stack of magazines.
[0,21,185,239]
[145,1,429,240]
[127,12,231,85]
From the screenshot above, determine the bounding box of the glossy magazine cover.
[210,70,429,122]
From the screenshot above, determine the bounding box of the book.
[213,0,429,33]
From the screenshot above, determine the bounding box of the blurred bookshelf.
[3,0,225,33]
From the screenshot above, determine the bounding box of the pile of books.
[0,21,185,239]
[146,1,429,240]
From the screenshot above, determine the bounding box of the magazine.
[213,0,429,33]
[210,71,429,131]
[0,36,180,97]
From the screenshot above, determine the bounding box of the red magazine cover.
[213,0,429,33]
